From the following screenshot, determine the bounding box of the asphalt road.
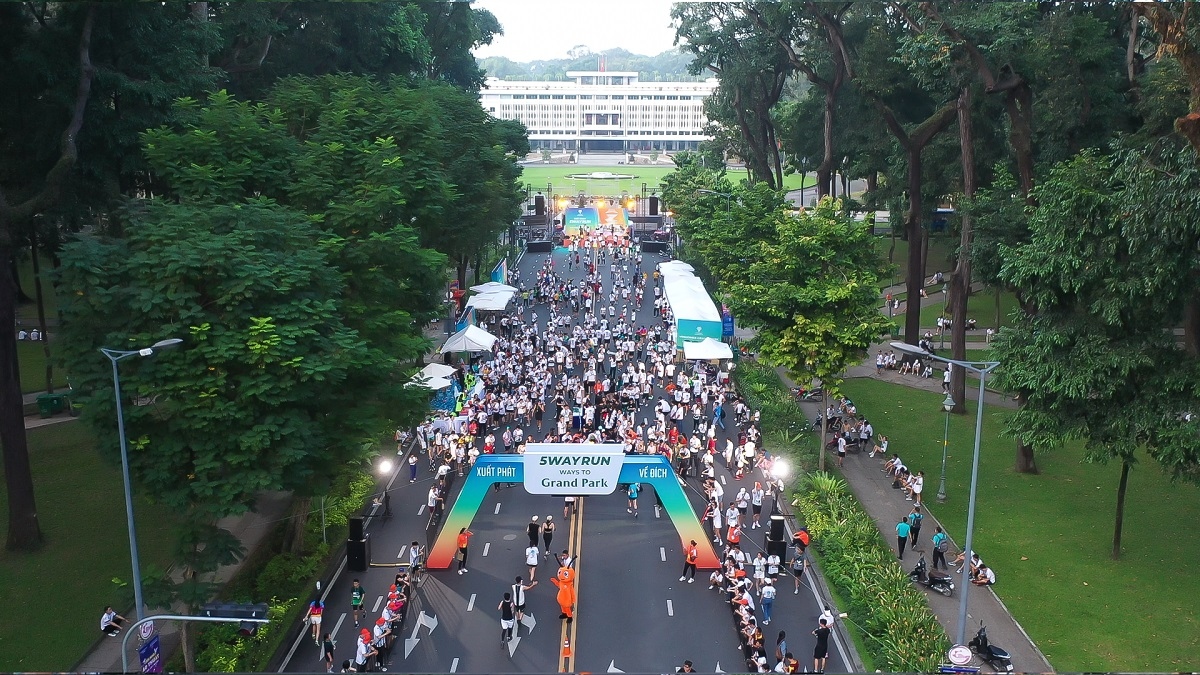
[279,245,851,674]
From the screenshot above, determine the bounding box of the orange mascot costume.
[550,565,576,622]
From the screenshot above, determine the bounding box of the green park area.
[520,163,812,197]
[0,423,177,671]
[837,378,1200,672]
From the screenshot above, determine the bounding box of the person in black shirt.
[498,592,516,643]
[812,618,831,673]
[527,516,540,547]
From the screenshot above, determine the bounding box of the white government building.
[479,71,718,153]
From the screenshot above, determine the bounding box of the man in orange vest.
[679,540,699,583]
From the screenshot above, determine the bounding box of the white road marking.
[417,504,425,515]
[450,657,459,672]
[659,547,666,562]
[372,595,383,612]
[720,474,727,485]
[495,502,502,515]
[331,613,346,640]
[397,548,404,559]
[467,594,476,612]
[666,599,674,616]
[483,542,491,557]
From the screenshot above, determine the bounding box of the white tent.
[405,375,453,390]
[658,260,695,275]
[465,291,514,311]
[419,362,458,380]
[683,337,734,360]
[470,281,518,294]
[441,325,498,353]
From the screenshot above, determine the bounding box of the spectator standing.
[931,526,950,570]
[812,618,831,673]
[907,505,924,550]
[456,527,474,574]
[760,578,777,625]
[679,540,699,583]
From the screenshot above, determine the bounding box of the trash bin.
[35,393,67,418]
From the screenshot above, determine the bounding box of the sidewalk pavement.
[72,491,293,673]
[775,356,1053,672]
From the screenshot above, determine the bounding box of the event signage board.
[522,443,625,495]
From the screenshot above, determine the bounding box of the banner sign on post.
[138,634,163,674]
[722,310,735,337]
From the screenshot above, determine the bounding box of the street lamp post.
[100,338,183,620]
[890,341,998,647]
[937,394,954,503]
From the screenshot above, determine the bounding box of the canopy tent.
[405,375,453,391]
[465,291,514,311]
[658,260,695,275]
[683,337,734,361]
[470,281,518,294]
[663,271,723,348]
[441,325,498,353]
[419,363,458,380]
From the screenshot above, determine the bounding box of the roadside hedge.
[795,472,949,671]
[730,360,818,472]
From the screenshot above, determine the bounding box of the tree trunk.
[1112,460,1130,560]
[819,87,837,199]
[819,388,827,472]
[284,496,311,555]
[950,87,975,414]
[0,241,41,551]
[903,149,925,344]
[181,619,197,673]
[1005,83,1036,199]
[994,287,1002,330]
[1183,294,1200,356]
[1012,392,1040,474]
[29,232,53,394]
[10,256,32,304]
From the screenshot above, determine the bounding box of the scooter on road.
[968,622,1014,673]
[909,556,954,596]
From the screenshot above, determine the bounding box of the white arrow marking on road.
[482,542,491,557]
[404,620,422,657]
[666,599,674,616]
[403,611,438,657]
[715,661,725,673]
[418,504,425,515]
[506,635,521,657]
[450,657,459,673]
[467,593,476,612]
[519,612,536,633]
[607,659,625,672]
[495,502,502,515]
[659,547,666,562]
[372,595,383,612]
[331,613,346,640]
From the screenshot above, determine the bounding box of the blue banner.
[722,311,735,337]
[138,635,163,674]
[491,258,508,284]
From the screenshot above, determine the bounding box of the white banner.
[522,443,625,495]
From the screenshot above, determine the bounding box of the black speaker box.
[347,535,371,572]
[349,516,365,540]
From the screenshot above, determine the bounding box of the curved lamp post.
[100,338,183,620]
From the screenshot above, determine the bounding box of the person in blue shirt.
[627,482,641,517]
[896,518,911,560]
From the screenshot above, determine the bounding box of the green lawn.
[519,163,812,197]
[18,340,69,394]
[0,423,178,671]
[912,288,1022,331]
[838,378,1200,671]
[874,235,958,289]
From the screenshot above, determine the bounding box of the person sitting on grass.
[972,563,996,586]
[101,606,127,637]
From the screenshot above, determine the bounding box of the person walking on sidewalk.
[321,633,336,673]
[760,578,777,625]
[679,540,699,583]
[896,517,911,560]
[750,482,765,529]
[931,526,950,570]
[907,505,924,550]
[812,618,831,674]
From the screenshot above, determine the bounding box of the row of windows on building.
[496,104,700,112]
[527,130,707,136]
[483,93,699,101]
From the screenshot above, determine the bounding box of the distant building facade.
[479,71,718,153]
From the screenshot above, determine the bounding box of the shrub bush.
[795,472,949,671]
[731,360,817,472]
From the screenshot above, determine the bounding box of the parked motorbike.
[791,386,823,401]
[909,556,954,596]
[968,622,1013,673]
